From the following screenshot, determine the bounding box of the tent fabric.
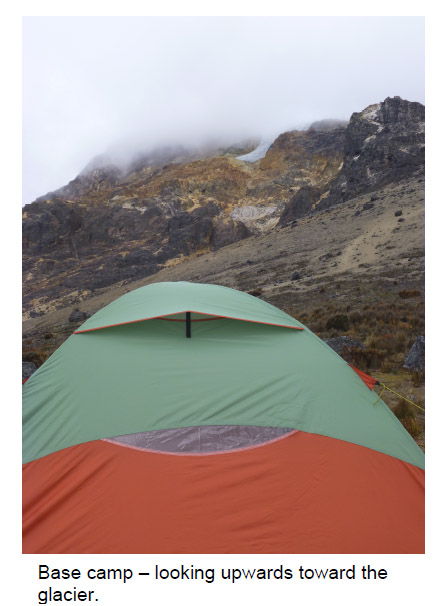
[23,431,424,554]
[22,281,425,554]
[23,315,424,468]
[74,281,304,333]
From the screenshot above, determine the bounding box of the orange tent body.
[23,432,424,554]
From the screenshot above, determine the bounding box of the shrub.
[349,311,362,324]
[393,400,421,439]
[367,333,407,355]
[325,314,350,331]
[393,400,414,421]
[401,417,421,439]
[411,370,425,387]
[398,290,421,299]
[22,349,48,367]
[380,361,394,373]
[345,348,385,370]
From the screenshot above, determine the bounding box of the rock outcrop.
[318,96,424,210]
[279,97,424,225]
[260,126,346,190]
[68,309,90,323]
[22,361,37,381]
[278,186,322,224]
[404,336,425,371]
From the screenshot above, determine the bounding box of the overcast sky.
[23,16,424,204]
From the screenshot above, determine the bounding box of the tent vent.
[107,425,295,454]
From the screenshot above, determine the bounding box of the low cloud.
[23,16,424,203]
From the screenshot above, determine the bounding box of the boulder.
[404,336,425,371]
[69,309,91,323]
[22,361,37,381]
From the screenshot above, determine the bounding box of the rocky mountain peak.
[279,96,424,225]
[352,96,424,126]
[378,96,425,125]
[345,96,424,155]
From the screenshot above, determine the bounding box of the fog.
[23,16,424,204]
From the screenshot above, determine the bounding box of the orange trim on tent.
[349,365,379,390]
[23,431,424,554]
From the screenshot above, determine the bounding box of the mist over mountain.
[23,17,424,204]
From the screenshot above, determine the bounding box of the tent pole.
[186,312,191,338]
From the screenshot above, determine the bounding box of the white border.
[3,4,440,605]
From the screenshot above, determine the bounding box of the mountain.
[23,95,424,320]
[23,118,349,314]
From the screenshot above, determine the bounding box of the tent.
[23,281,424,553]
